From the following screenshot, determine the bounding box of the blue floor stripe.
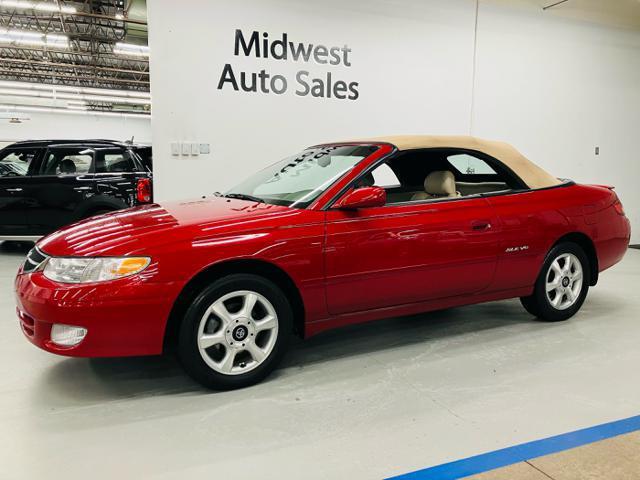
[387,414,640,480]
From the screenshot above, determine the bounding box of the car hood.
[37,197,304,257]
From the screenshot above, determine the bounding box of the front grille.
[23,247,48,274]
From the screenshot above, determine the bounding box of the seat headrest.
[59,159,77,174]
[425,170,457,196]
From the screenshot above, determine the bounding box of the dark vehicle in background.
[0,139,152,241]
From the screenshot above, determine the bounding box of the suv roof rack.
[6,139,146,148]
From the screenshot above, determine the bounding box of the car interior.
[0,150,35,177]
[94,150,137,173]
[362,148,526,205]
[37,147,139,176]
[42,149,92,175]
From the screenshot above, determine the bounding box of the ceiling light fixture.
[0,81,151,102]
[0,80,151,99]
[0,104,151,118]
[57,92,151,105]
[113,42,149,57]
[0,88,151,105]
[0,0,76,14]
[0,28,69,48]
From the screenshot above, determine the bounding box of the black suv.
[0,139,152,240]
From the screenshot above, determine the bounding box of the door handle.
[471,220,492,231]
[73,186,92,191]
[6,188,23,192]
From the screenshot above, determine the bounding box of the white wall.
[148,0,640,242]
[147,0,477,197]
[473,1,640,242]
[0,111,151,148]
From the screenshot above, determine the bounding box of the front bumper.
[15,271,181,357]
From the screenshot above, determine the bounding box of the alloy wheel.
[196,290,279,375]
[545,253,583,310]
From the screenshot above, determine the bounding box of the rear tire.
[177,274,292,390]
[520,242,590,322]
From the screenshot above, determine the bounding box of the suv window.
[94,148,137,173]
[133,146,152,171]
[0,149,36,177]
[40,148,93,176]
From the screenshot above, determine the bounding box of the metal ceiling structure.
[0,0,149,116]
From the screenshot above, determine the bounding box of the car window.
[134,147,152,171]
[0,149,37,177]
[371,163,401,188]
[94,149,137,173]
[40,148,93,176]
[448,153,496,175]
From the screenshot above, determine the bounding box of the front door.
[0,147,40,237]
[24,146,96,235]
[324,195,500,315]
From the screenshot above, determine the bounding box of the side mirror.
[334,186,386,210]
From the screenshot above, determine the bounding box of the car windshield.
[226,145,378,208]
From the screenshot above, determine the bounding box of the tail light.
[610,190,625,216]
[136,178,152,203]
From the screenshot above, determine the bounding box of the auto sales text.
[217,29,360,101]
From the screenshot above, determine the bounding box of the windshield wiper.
[223,193,265,203]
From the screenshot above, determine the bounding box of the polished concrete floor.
[0,243,638,479]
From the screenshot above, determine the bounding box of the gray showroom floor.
[0,243,639,480]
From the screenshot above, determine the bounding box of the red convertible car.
[15,136,630,389]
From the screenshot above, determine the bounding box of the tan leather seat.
[411,170,461,200]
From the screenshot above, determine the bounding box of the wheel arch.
[162,258,306,353]
[552,232,599,286]
[75,195,127,219]
[81,205,117,218]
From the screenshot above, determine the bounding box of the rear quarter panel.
[487,186,573,291]
[575,185,630,271]
[487,183,629,292]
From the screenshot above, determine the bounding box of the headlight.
[43,257,151,284]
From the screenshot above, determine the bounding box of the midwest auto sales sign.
[217,29,360,101]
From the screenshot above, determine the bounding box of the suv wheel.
[178,274,292,390]
[520,242,590,322]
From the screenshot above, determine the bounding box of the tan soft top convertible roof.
[345,135,561,189]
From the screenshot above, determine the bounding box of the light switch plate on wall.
[171,141,210,157]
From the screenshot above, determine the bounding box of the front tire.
[178,274,292,390]
[520,242,590,322]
